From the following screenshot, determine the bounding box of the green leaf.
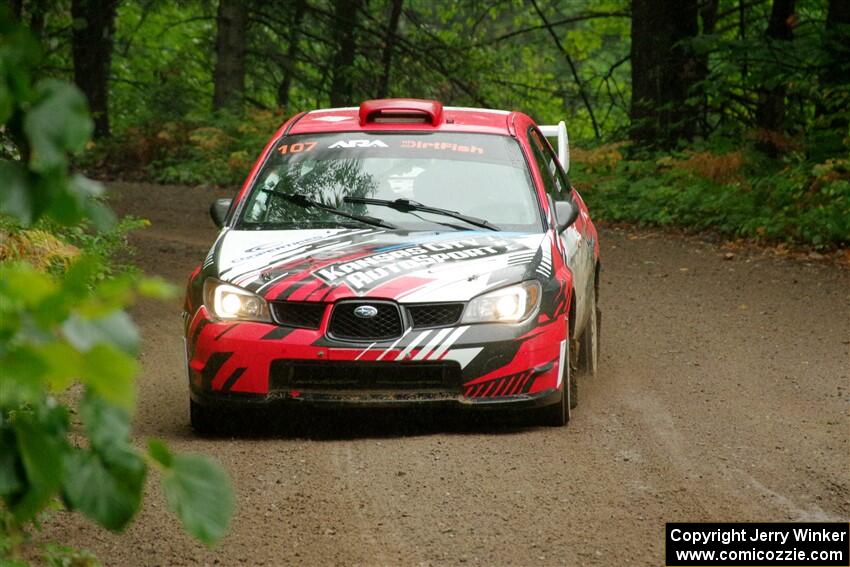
[23,79,93,173]
[62,395,146,531]
[81,198,118,232]
[67,173,104,199]
[138,277,177,300]
[0,78,13,125]
[79,344,137,411]
[11,410,66,521]
[0,427,23,499]
[83,274,137,316]
[0,161,33,224]
[80,394,132,451]
[71,174,115,231]
[39,174,83,226]
[62,311,139,354]
[62,447,146,532]
[38,342,83,393]
[0,346,48,406]
[0,263,56,307]
[62,255,103,299]
[160,454,232,545]
[147,439,173,468]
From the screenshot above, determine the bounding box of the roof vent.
[359,99,443,126]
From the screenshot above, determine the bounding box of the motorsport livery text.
[314,237,525,290]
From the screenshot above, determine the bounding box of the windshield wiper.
[261,189,397,230]
[343,197,500,232]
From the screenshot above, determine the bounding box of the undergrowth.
[80,110,285,186]
[572,140,850,249]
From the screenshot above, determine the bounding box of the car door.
[528,128,593,337]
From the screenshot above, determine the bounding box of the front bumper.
[185,305,566,407]
[189,384,562,410]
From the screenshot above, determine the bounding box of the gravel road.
[43,182,850,566]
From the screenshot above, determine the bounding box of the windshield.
[237,132,542,232]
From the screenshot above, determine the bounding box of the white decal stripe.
[249,240,361,290]
[428,326,469,361]
[443,347,482,369]
[247,231,384,288]
[376,328,411,361]
[394,330,431,361]
[355,342,376,361]
[412,328,453,361]
[227,229,377,285]
[224,229,372,276]
[557,339,567,387]
[244,240,355,287]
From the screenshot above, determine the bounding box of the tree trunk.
[30,4,45,39]
[696,0,719,135]
[820,0,850,114]
[809,0,850,158]
[739,0,748,79]
[630,0,700,148]
[754,0,796,133]
[277,0,306,109]
[71,0,119,139]
[213,0,247,112]
[376,0,403,99]
[329,0,363,107]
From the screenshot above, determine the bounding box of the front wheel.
[537,345,575,427]
[579,283,601,377]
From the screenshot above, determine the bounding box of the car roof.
[287,101,518,136]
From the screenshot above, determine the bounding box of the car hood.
[209,228,551,303]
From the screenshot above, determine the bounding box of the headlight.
[203,279,271,322]
[462,281,541,324]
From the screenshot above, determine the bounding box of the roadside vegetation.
[571,142,849,248]
[0,12,232,565]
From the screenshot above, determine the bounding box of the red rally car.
[183,99,601,431]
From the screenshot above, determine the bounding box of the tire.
[538,343,574,427]
[190,399,222,436]
[579,283,600,378]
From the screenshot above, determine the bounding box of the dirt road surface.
[43,182,849,566]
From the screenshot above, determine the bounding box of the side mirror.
[555,200,579,232]
[210,198,232,228]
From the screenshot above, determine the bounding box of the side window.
[529,128,572,203]
[528,129,559,198]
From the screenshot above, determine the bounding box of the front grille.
[271,301,326,329]
[407,303,464,328]
[270,360,463,391]
[328,301,402,341]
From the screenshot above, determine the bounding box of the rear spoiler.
[538,121,570,174]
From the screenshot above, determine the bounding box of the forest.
[0,0,848,564]
[6,0,850,247]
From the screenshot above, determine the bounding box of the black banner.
[666,523,849,566]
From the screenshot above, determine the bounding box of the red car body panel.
[186,99,597,411]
